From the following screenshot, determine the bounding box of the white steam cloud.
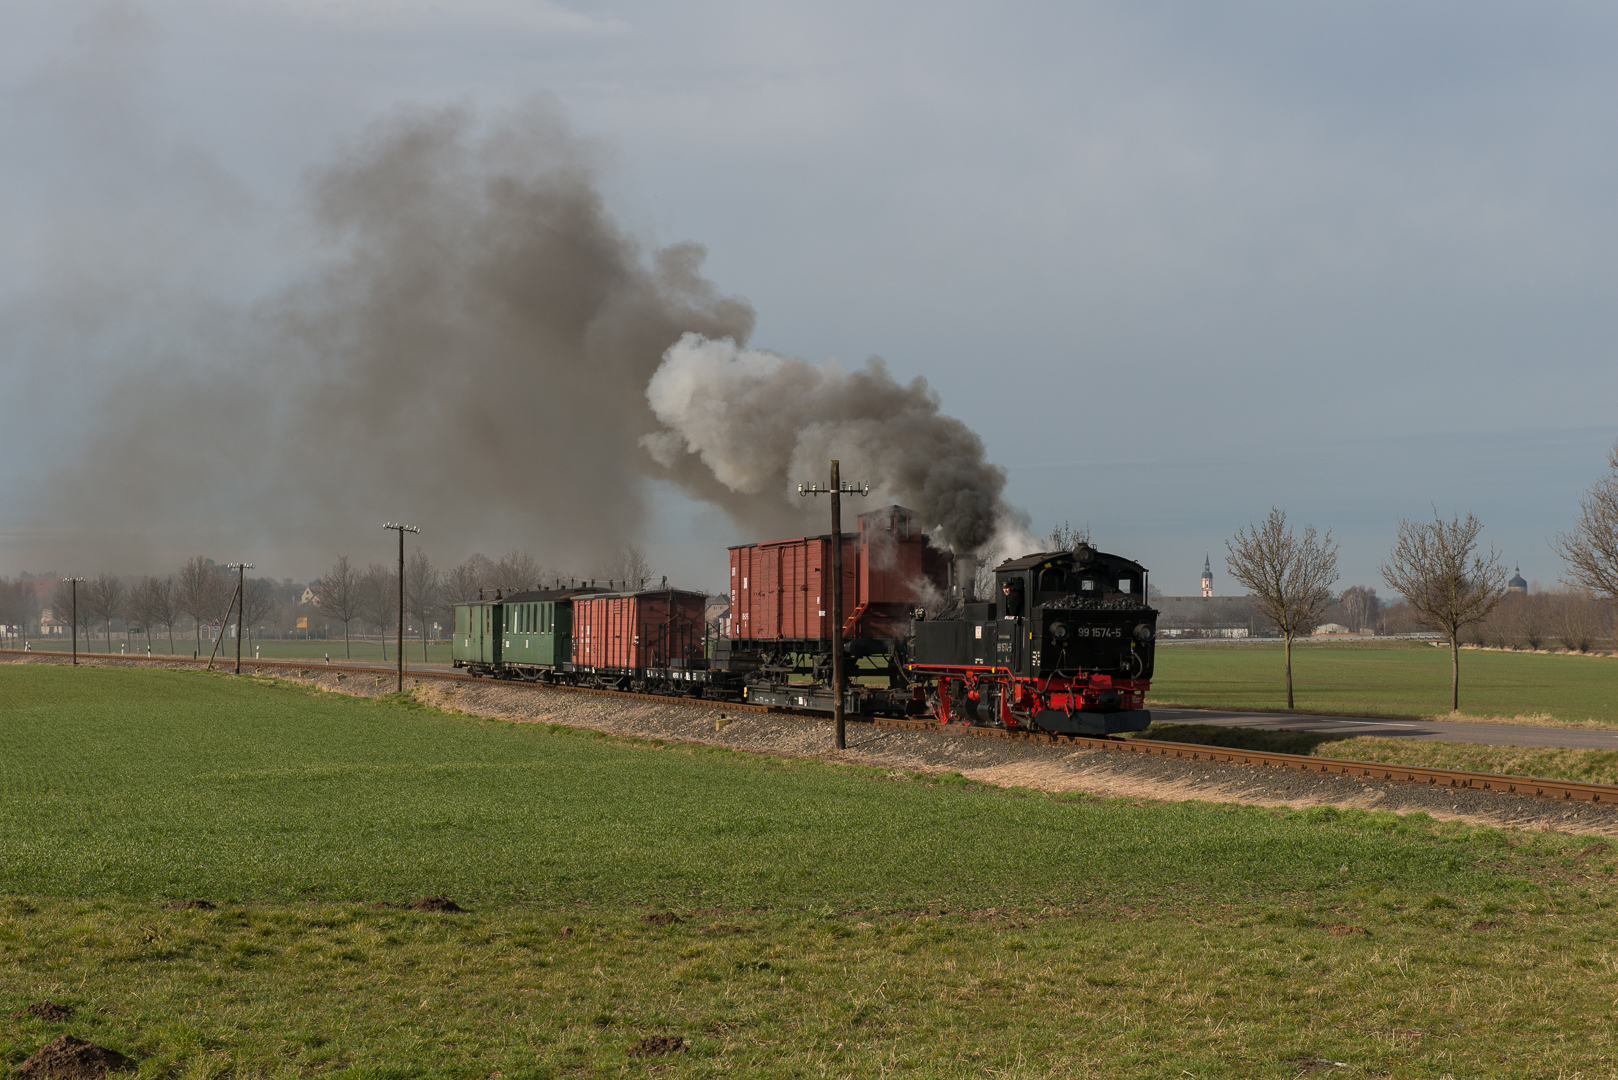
[642,333,1026,553]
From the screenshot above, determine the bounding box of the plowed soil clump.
[629,1035,686,1057]
[408,896,464,912]
[19,1002,76,1021]
[641,912,682,926]
[15,1034,134,1078]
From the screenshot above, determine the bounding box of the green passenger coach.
[451,586,603,678]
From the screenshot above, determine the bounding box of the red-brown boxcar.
[727,505,949,645]
[572,588,709,670]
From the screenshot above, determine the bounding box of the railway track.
[8,647,1618,807]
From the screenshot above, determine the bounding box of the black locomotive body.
[909,545,1158,734]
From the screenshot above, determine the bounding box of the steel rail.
[7,648,1617,805]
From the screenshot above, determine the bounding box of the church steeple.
[1201,553,1213,598]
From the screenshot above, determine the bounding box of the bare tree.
[1381,510,1507,712]
[489,550,543,594]
[241,578,274,646]
[1044,521,1092,553]
[1554,442,1618,608]
[1548,588,1606,653]
[0,579,17,646]
[0,578,35,647]
[316,555,362,659]
[83,572,126,654]
[49,578,85,641]
[405,549,442,661]
[1514,591,1548,650]
[593,544,653,589]
[1480,592,1518,649]
[142,575,179,653]
[358,562,397,661]
[442,555,491,606]
[973,551,1000,605]
[1224,507,1339,709]
[1337,585,1380,635]
[176,557,227,655]
[19,581,42,648]
[124,579,156,653]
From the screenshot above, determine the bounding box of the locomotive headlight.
[1049,622,1068,640]
[1133,623,1154,642]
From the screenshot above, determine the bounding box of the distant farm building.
[1152,595,1259,639]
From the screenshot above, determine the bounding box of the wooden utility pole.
[227,563,253,674]
[384,523,420,693]
[799,460,868,749]
[64,577,85,665]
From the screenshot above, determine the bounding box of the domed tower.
[1201,553,1213,598]
[1507,566,1528,596]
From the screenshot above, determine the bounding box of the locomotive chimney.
[953,553,979,604]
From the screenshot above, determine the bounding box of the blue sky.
[2,1,1615,593]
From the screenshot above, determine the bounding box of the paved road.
[1152,707,1618,750]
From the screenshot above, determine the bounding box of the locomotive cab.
[993,546,1157,684]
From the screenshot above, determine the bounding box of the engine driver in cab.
[1001,578,1024,618]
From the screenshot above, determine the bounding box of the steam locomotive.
[450,505,1157,733]
[908,545,1156,734]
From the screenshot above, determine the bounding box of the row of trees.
[0,539,660,658]
[0,578,45,647]
[1226,437,1618,711]
[312,544,657,661]
[1457,588,1612,652]
[7,560,283,656]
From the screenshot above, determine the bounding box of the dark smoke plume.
[20,103,1022,574]
[643,334,1022,552]
[24,105,755,569]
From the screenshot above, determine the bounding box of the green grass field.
[1149,639,1618,724]
[3,665,1618,1077]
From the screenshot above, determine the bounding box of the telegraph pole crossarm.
[226,564,253,675]
[63,577,86,666]
[384,523,420,693]
[799,460,870,750]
